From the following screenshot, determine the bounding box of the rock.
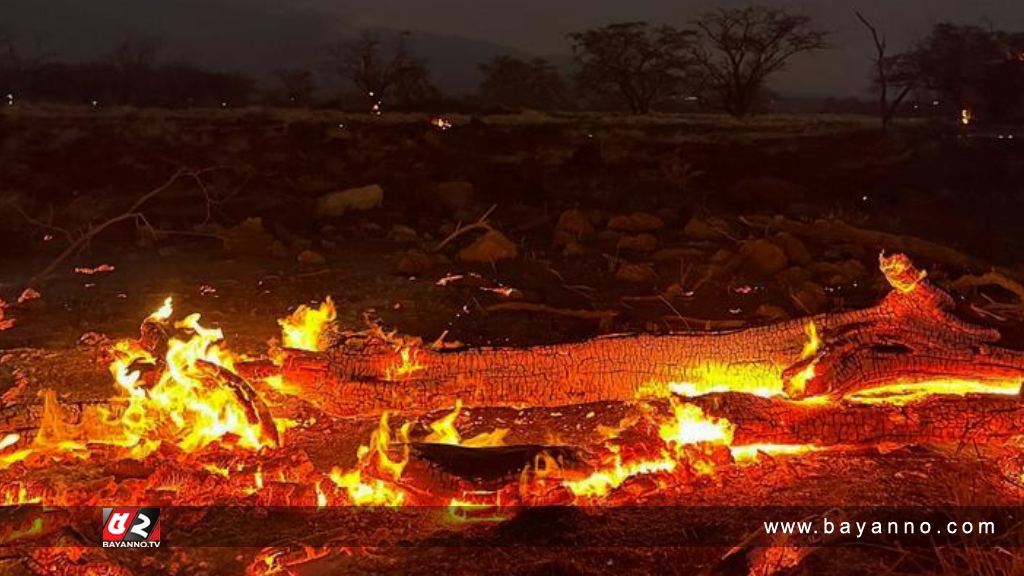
[664,283,693,299]
[608,212,665,232]
[434,181,475,211]
[683,217,727,241]
[316,184,383,217]
[388,224,420,244]
[776,266,812,288]
[773,233,811,266]
[811,259,868,286]
[651,247,704,262]
[616,262,658,283]
[791,281,827,314]
[269,240,289,258]
[222,217,276,255]
[457,230,518,264]
[562,240,588,257]
[617,233,658,253]
[397,250,434,275]
[629,211,665,232]
[710,248,735,264]
[556,209,595,236]
[554,209,595,247]
[606,214,635,231]
[753,304,790,322]
[735,239,788,280]
[297,249,326,265]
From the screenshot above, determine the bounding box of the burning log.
[273,254,1024,416]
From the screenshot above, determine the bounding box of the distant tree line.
[0,38,255,107]
[2,6,1022,123]
[856,17,1024,127]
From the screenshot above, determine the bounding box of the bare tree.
[692,6,827,117]
[856,11,915,131]
[110,37,162,105]
[478,55,568,110]
[330,30,435,112]
[569,22,696,114]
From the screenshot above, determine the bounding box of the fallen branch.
[484,301,619,321]
[432,204,497,253]
[25,168,195,289]
[269,255,1024,416]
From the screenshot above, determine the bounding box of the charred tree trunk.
[269,256,1024,416]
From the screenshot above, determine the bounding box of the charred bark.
[271,256,1024,416]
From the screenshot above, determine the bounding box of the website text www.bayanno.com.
[765,517,997,539]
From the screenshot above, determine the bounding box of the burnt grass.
[1,108,1024,575]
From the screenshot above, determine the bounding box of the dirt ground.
[2,107,1023,349]
[2,108,1024,575]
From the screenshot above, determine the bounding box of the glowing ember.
[384,346,426,380]
[654,363,788,399]
[730,443,821,462]
[424,400,509,447]
[658,400,734,448]
[563,400,735,499]
[278,297,337,352]
[107,299,285,455]
[844,378,1022,405]
[327,413,410,506]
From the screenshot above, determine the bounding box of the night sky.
[3,0,1023,96]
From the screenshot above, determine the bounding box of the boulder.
[617,233,658,253]
[791,281,827,314]
[562,240,588,257]
[616,262,658,284]
[397,250,434,276]
[607,211,665,232]
[554,209,595,247]
[773,233,811,266]
[388,224,420,244]
[316,184,383,217]
[753,304,790,322]
[683,217,727,241]
[434,181,475,211]
[556,209,595,236]
[222,217,276,255]
[628,211,665,232]
[735,239,789,280]
[811,259,868,286]
[458,230,518,264]
[297,250,326,265]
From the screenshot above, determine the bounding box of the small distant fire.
[431,117,453,130]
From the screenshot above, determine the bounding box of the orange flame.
[278,297,336,352]
[327,413,410,506]
[384,346,425,380]
[107,298,284,456]
[879,252,926,293]
[424,400,508,447]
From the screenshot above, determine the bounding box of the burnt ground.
[1,108,1024,575]
[1,108,1024,351]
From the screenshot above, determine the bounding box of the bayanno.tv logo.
[101,508,161,548]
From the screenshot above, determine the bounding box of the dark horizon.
[3,0,1023,98]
